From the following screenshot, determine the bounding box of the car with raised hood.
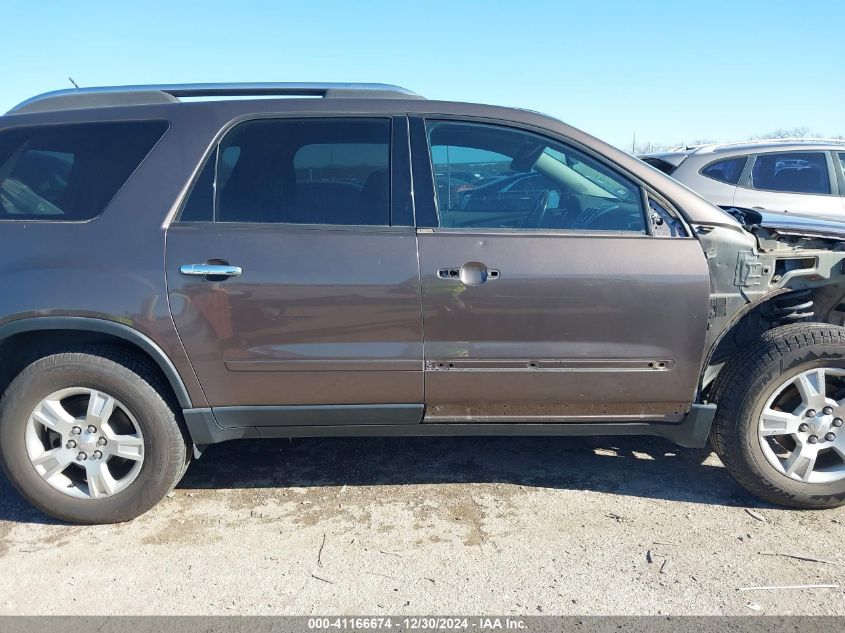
[640,139,845,217]
[3,83,845,523]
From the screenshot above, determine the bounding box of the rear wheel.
[711,323,845,508]
[0,347,189,523]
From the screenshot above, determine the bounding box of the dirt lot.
[0,435,843,615]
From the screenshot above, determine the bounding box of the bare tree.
[749,127,814,140]
[630,128,844,155]
[631,138,715,154]
[632,140,663,154]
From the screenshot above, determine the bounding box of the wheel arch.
[0,317,193,410]
[700,284,845,400]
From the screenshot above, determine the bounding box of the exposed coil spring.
[768,289,815,324]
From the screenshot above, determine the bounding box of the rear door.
[733,150,842,217]
[411,118,711,422]
[165,116,424,426]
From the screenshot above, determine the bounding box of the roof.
[7,82,425,115]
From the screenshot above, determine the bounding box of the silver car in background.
[641,139,845,217]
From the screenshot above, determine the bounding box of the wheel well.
[702,286,845,399]
[0,329,183,410]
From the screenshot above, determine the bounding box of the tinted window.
[839,153,845,179]
[0,121,167,220]
[701,157,746,184]
[213,118,390,225]
[426,121,645,232]
[750,152,830,194]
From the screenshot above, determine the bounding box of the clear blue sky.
[3,0,842,150]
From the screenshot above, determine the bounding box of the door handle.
[180,263,242,278]
[437,262,499,286]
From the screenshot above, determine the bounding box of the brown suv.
[2,83,845,524]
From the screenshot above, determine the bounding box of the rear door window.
[750,152,831,194]
[192,118,391,225]
[701,157,747,184]
[0,121,167,220]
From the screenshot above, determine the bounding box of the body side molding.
[213,404,425,428]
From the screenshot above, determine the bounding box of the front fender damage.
[697,210,845,398]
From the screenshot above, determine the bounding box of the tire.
[0,346,188,523]
[711,323,845,509]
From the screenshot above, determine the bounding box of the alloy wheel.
[758,367,845,484]
[25,387,145,499]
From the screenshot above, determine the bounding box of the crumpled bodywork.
[698,207,845,396]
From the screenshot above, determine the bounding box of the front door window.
[426,121,647,233]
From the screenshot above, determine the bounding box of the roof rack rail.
[718,137,845,147]
[8,82,425,115]
[674,137,845,152]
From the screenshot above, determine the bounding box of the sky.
[3,0,843,150]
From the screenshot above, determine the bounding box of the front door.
[165,116,423,426]
[412,119,711,422]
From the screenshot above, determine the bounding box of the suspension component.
[767,289,815,325]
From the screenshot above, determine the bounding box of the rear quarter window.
[0,121,168,221]
[700,156,747,184]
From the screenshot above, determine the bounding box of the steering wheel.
[522,191,551,229]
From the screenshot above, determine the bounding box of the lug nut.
[825,433,836,442]
[799,423,810,432]
[66,440,77,449]
[93,450,103,460]
[808,435,819,444]
[87,425,97,433]
[97,437,107,446]
[823,406,834,415]
[77,452,88,461]
[834,418,843,428]
[806,409,817,418]
[71,426,82,435]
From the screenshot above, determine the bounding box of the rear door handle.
[180,264,242,278]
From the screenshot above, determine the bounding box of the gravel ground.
[0,435,844,615]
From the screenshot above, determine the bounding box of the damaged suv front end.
[687,205,845,506]
[700,208,845,394]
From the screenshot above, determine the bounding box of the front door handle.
[437,262,499,286]
[180,263,242,278]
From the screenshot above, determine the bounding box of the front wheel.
[0,347,189,523]
[711,323,845,509]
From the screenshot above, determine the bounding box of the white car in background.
[641,139,845,217]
